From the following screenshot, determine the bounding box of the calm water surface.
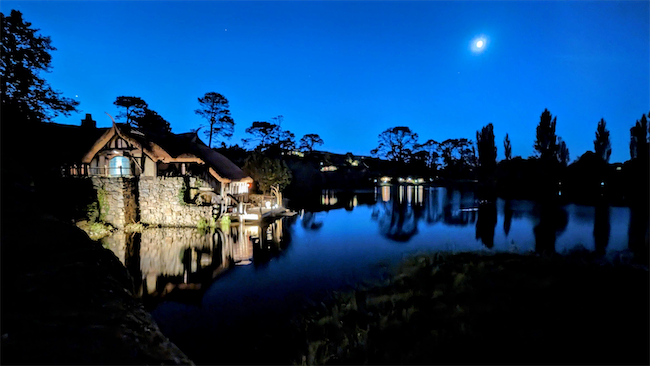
[102,186,646,363]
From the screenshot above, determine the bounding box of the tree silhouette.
[534,109,559,162]
[371,126,418,164]
[503,133,512,161]
[558,138,570,166]
[194,92,234,148]
[244,116,295,154]
[134,108,171,135]
[299,134,324,153]
[414,139,439,169]
[594,118,611,163]
[243,152,292,194]
[630,114,648,160]
[1,10,79,122]
[438,138,474,172]
[113,96,147,126]
[476,123,497,178]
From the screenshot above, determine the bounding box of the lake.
[102,185,647,364]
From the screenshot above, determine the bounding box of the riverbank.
[1,212,193,365]
[292,251,649,365]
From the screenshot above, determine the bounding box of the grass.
[291,251,649,365]
[76,220,114,240]
[124,222,146,233]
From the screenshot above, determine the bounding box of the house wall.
[90,176,214,228]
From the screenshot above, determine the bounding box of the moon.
[471,36,488,53]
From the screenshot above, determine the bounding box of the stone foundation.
[90,176,215,228]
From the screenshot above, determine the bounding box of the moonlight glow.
[471,36,488,53]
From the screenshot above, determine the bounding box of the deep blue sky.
[3,1,649,163]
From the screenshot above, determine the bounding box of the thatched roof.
[83,123,251,183]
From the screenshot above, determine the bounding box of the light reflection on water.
[101,185,647,363]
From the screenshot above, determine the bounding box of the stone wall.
[138,176,213,227]
[91,176,127,228]
[90,176,215,228]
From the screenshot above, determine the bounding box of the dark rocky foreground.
[1,212,193,365]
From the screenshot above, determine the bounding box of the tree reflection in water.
[371,185,483,242]
[372,185,422,242]
[593,204,610,256]
[101,218,290,307]
[503,199,513,237]
[533,203,569,254]
[628,203,649,263]
[476,202,497,248]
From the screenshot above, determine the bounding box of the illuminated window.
[109,156,130,176]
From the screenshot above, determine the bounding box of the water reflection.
[372,186,478,242]
[102,218,290,304]
[593,205,610,256]
[533,203,569,254]
[309,186,645,260]
[503,200,513,237]
[628,204,649,261]
[475,202,497,248]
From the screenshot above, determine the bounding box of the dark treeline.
[3,8,648,210]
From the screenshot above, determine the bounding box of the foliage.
[244,116,296,154]
[124,222,145,233]
[133,107,171,134]
[85,185,106,224]
[558,138,570,166]
[371,126,419,164]
[197,217,217,232]
[195,92,234,148]
[1,10,79,123]
[630,114,648,160]
[438,138,475,174]
[476,123,497,177]
[113,96,147,126]
[299,133,324,153]
[503,133,512,161]
[243,152,292,194]
[593,118,612,163]
[533,109,559,162]
[414,139,439,170]
[178,185,187,206]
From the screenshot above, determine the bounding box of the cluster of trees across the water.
[2,9,649,206]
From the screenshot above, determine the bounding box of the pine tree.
[594,118,611,163]
[533,109,559,162]
[503,133,512,160]
[1,10,79,122]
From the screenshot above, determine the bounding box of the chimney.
[81,113,96,129]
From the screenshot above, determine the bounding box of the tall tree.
[244,116,295,154]
[299,134,324,153]
[243,152,292,194]
[630,114,648,160]
[113,96,147,126]
[438,138,476,178]
[503,133,512,161]
[594,118,611,163]
[476,123,497,177]
[194,92,234,148]
[534,109,559,162]
[1,10,79,122]
[371,126,419,164]
[558,138,570,166]
[133,108,171,135]
[414,139,439,169]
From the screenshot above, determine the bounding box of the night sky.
[3,1,649,163]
